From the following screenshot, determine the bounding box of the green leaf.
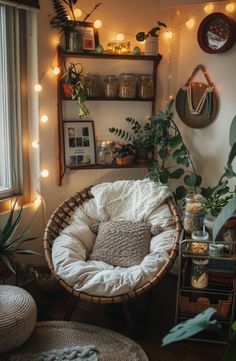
[159,169,170,184]
[167,99,174,114]
[0,254,16,273]
[136,32,145,41]
[13,249,40,255]
[229,115,236,147]
[201,187,214,198]
[170,168,184,179]
[169,134,182,148]
[224,165,236,179]
[175,186,187,200]
[227,142,236,166]
[159,147,168,160]
[184,174,199,187]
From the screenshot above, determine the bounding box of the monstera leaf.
[162,308,218,346]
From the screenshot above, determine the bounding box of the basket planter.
[145,36,159,55]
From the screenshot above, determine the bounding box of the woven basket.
[179,295,232,318]
[43,186,182,304]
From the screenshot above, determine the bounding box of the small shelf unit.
[57,46,162,185]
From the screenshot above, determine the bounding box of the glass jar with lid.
[104,75,119,98]
[97,140,115,165]
[190,230,209,255]
[119,73,137,99]
[191,259,209,289]
[138,74,154,99]
[183,194,205,235]
[84,74,102,98]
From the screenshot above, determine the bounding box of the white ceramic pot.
[145,36,159,55]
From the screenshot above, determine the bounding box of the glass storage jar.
[97,140,115,165]
[138,74,154,98]
[84,74,102,98]
[119,73,137,99]
[190,230,209,255]
[191,259,209,289]
[104,75,119,98]
[183,194,204,235]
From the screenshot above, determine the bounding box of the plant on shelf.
[136,21,167,41]
[50,1,102,32]
[112,143,136,165]
[146,100,202,199]
[62,62,89,118]
[0,199,39,277]
[109,117,155,163]
[201,115,236,218]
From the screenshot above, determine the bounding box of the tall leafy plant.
[147,100,202,199]
[0,199,39,273]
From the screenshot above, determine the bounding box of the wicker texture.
[43,187,182,303]
[0,286,37,354]
[90,221,151,267]
[5,321,148,361]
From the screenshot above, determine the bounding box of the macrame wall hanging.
[176,65,218,129]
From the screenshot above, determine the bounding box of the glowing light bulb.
[53,67,60,76]
[34,196,42,208]
[204,3,214,14]
[40,115,48,124]
[41,169,49,178]
[169,95,174,100]
[186,18,195,29]
[116,33,125,41]
[225,3,236,13]
[34,84,42,92]
[164,30,173,40]
[67,15,71,20]
[94,19,102,29]
[176,10,180,15]
[74,8,82,18]
[32,140,39,148]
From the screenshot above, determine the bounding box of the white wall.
[1,0,236,266]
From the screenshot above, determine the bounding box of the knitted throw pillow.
[89,221,152,267]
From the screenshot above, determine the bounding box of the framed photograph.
[63,120,96,167]
[80,21,99,52]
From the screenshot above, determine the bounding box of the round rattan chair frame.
[43,187,183,304]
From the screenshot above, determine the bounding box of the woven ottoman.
[3,321,148,361]
[0,285,37,354]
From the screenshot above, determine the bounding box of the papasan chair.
[43,180,182,320]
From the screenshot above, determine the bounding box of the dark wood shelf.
[62,96,154,102]
[66,163,149,170]
[61,50,163,62]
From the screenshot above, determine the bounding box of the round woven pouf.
[0,285,37,354]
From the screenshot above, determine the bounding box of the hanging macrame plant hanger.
[176,65,218,129]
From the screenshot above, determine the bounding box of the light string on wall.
[32,1,236,200]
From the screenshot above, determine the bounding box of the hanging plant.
[62,62,89,118]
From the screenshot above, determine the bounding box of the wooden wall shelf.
[57,45,162,185]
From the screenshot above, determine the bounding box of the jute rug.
[2,321,148,361]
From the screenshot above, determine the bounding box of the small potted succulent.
[136,21,167,55]
[112,143,136,165]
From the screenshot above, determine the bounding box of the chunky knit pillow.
[89,221,152,267]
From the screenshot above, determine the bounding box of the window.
[0,4,28,200]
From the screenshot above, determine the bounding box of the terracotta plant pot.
[116,155,135,165]
[63,83,72,97]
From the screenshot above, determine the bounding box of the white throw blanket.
[91,179,172,222]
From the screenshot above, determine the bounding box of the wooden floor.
[26,274,227,361]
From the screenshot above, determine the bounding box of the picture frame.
[80,21,99,52]
[63,120,96,167]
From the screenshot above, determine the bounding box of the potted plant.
[50,1,102,52]
[62,62,89,118]
[109,117,155,164]
[0,199,39,279]
[112,143,136,165]
[136,21,167,55]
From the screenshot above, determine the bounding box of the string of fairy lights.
[30,1,236,209]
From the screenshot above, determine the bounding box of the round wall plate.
[198,12,236,54]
